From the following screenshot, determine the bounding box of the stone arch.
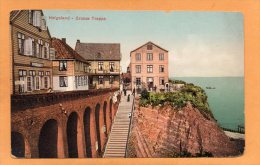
[11,131,31,158]
[38,119,59,158]
[83,107,92,157]
[66,111,82,158]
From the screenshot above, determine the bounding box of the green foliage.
[169,79,187,84]
[140,89,149,100]
[139,81,214,119]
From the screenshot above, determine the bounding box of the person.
[132,87,135,96]
[124,88,127,96]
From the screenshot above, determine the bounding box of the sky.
[43,10,244,77]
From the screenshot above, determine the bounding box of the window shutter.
[24,38,32,55]
[42,45,45,58]
[35,11,41,27]
[41,16,47,30]
[36,42,39,57]
[33,11,37,26]
[46,43,50,59]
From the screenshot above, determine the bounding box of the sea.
[173,77,244,130]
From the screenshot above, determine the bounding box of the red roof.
[130,41,168,54]
[51,38,88,63]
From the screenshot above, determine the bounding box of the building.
[10,10,52,94]
[51,38,90,91]
[75,40,121,89]
[130,41,169,92]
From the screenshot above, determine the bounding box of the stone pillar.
[77,116,86,158]
[90,108,98,158]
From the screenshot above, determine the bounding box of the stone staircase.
[103,91,134,158]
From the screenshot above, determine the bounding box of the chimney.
[77,39,80,43]
[62,38,66,43]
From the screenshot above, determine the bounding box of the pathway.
[103,91,134,158]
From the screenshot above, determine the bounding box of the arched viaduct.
[11,88,121,158]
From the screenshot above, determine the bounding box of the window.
[27,77,32,91]
[38,71,44,76]
[59,61,67,71]
[109,62,115,72]
[109,76,114,84]
[159,77,165,85]
[136,65,141,73]
[44,43,49,59]
[28,10,41,27]
[159,65,164,73]
[83,76,88,86]
[98,76,104,84]
[18,70,27,93]
[135,53,141,61]
[147,53,153,61]
[29,70,36,76]
[59,76,68,87]
[28,10,34,24]
[38,39,43,58]
[136,78,141,85]
[45,71,50,76]
[147,65,153,73]
[147,44,153,50]
[35,77,40,90]
[44,77,49,88]
[18,33,25,54]
[98,62,103,71]
[19,70,27,77]
[159,53,164,60]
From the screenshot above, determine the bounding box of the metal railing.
[125,93,135,157]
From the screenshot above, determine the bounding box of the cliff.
[126,98,243,157]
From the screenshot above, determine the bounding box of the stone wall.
[11,88,120,158]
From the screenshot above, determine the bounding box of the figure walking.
[132,87,135,96]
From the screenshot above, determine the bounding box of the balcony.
[86,68,120,75]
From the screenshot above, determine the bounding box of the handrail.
[124,93,135,157]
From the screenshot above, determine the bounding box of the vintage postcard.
[1,0,260,165]
[10,9,244,158]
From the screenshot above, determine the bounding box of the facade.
[10,10,52,94]
[75,40,121,89]
[51,38,90,91]
[130,41,169,92]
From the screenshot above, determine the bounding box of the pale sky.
[43,10,244,77]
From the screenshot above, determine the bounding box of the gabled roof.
[10,10,52,39]
[75,42,121,61]
[51,38,89,63]
[10,10,20,21]
[130,41,168,54]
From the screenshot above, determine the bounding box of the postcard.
[1,0,260,165]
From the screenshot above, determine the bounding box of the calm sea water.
[173,77,244,130]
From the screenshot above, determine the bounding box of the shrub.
[139,81,215,119]
[140,89,149,100]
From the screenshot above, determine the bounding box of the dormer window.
[147,44,153,50]
[28,10,47,30]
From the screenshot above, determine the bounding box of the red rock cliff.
[126,98,242,157]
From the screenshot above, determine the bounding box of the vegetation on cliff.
[139,80,214,119]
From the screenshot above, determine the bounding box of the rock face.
[127,99,242,157]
